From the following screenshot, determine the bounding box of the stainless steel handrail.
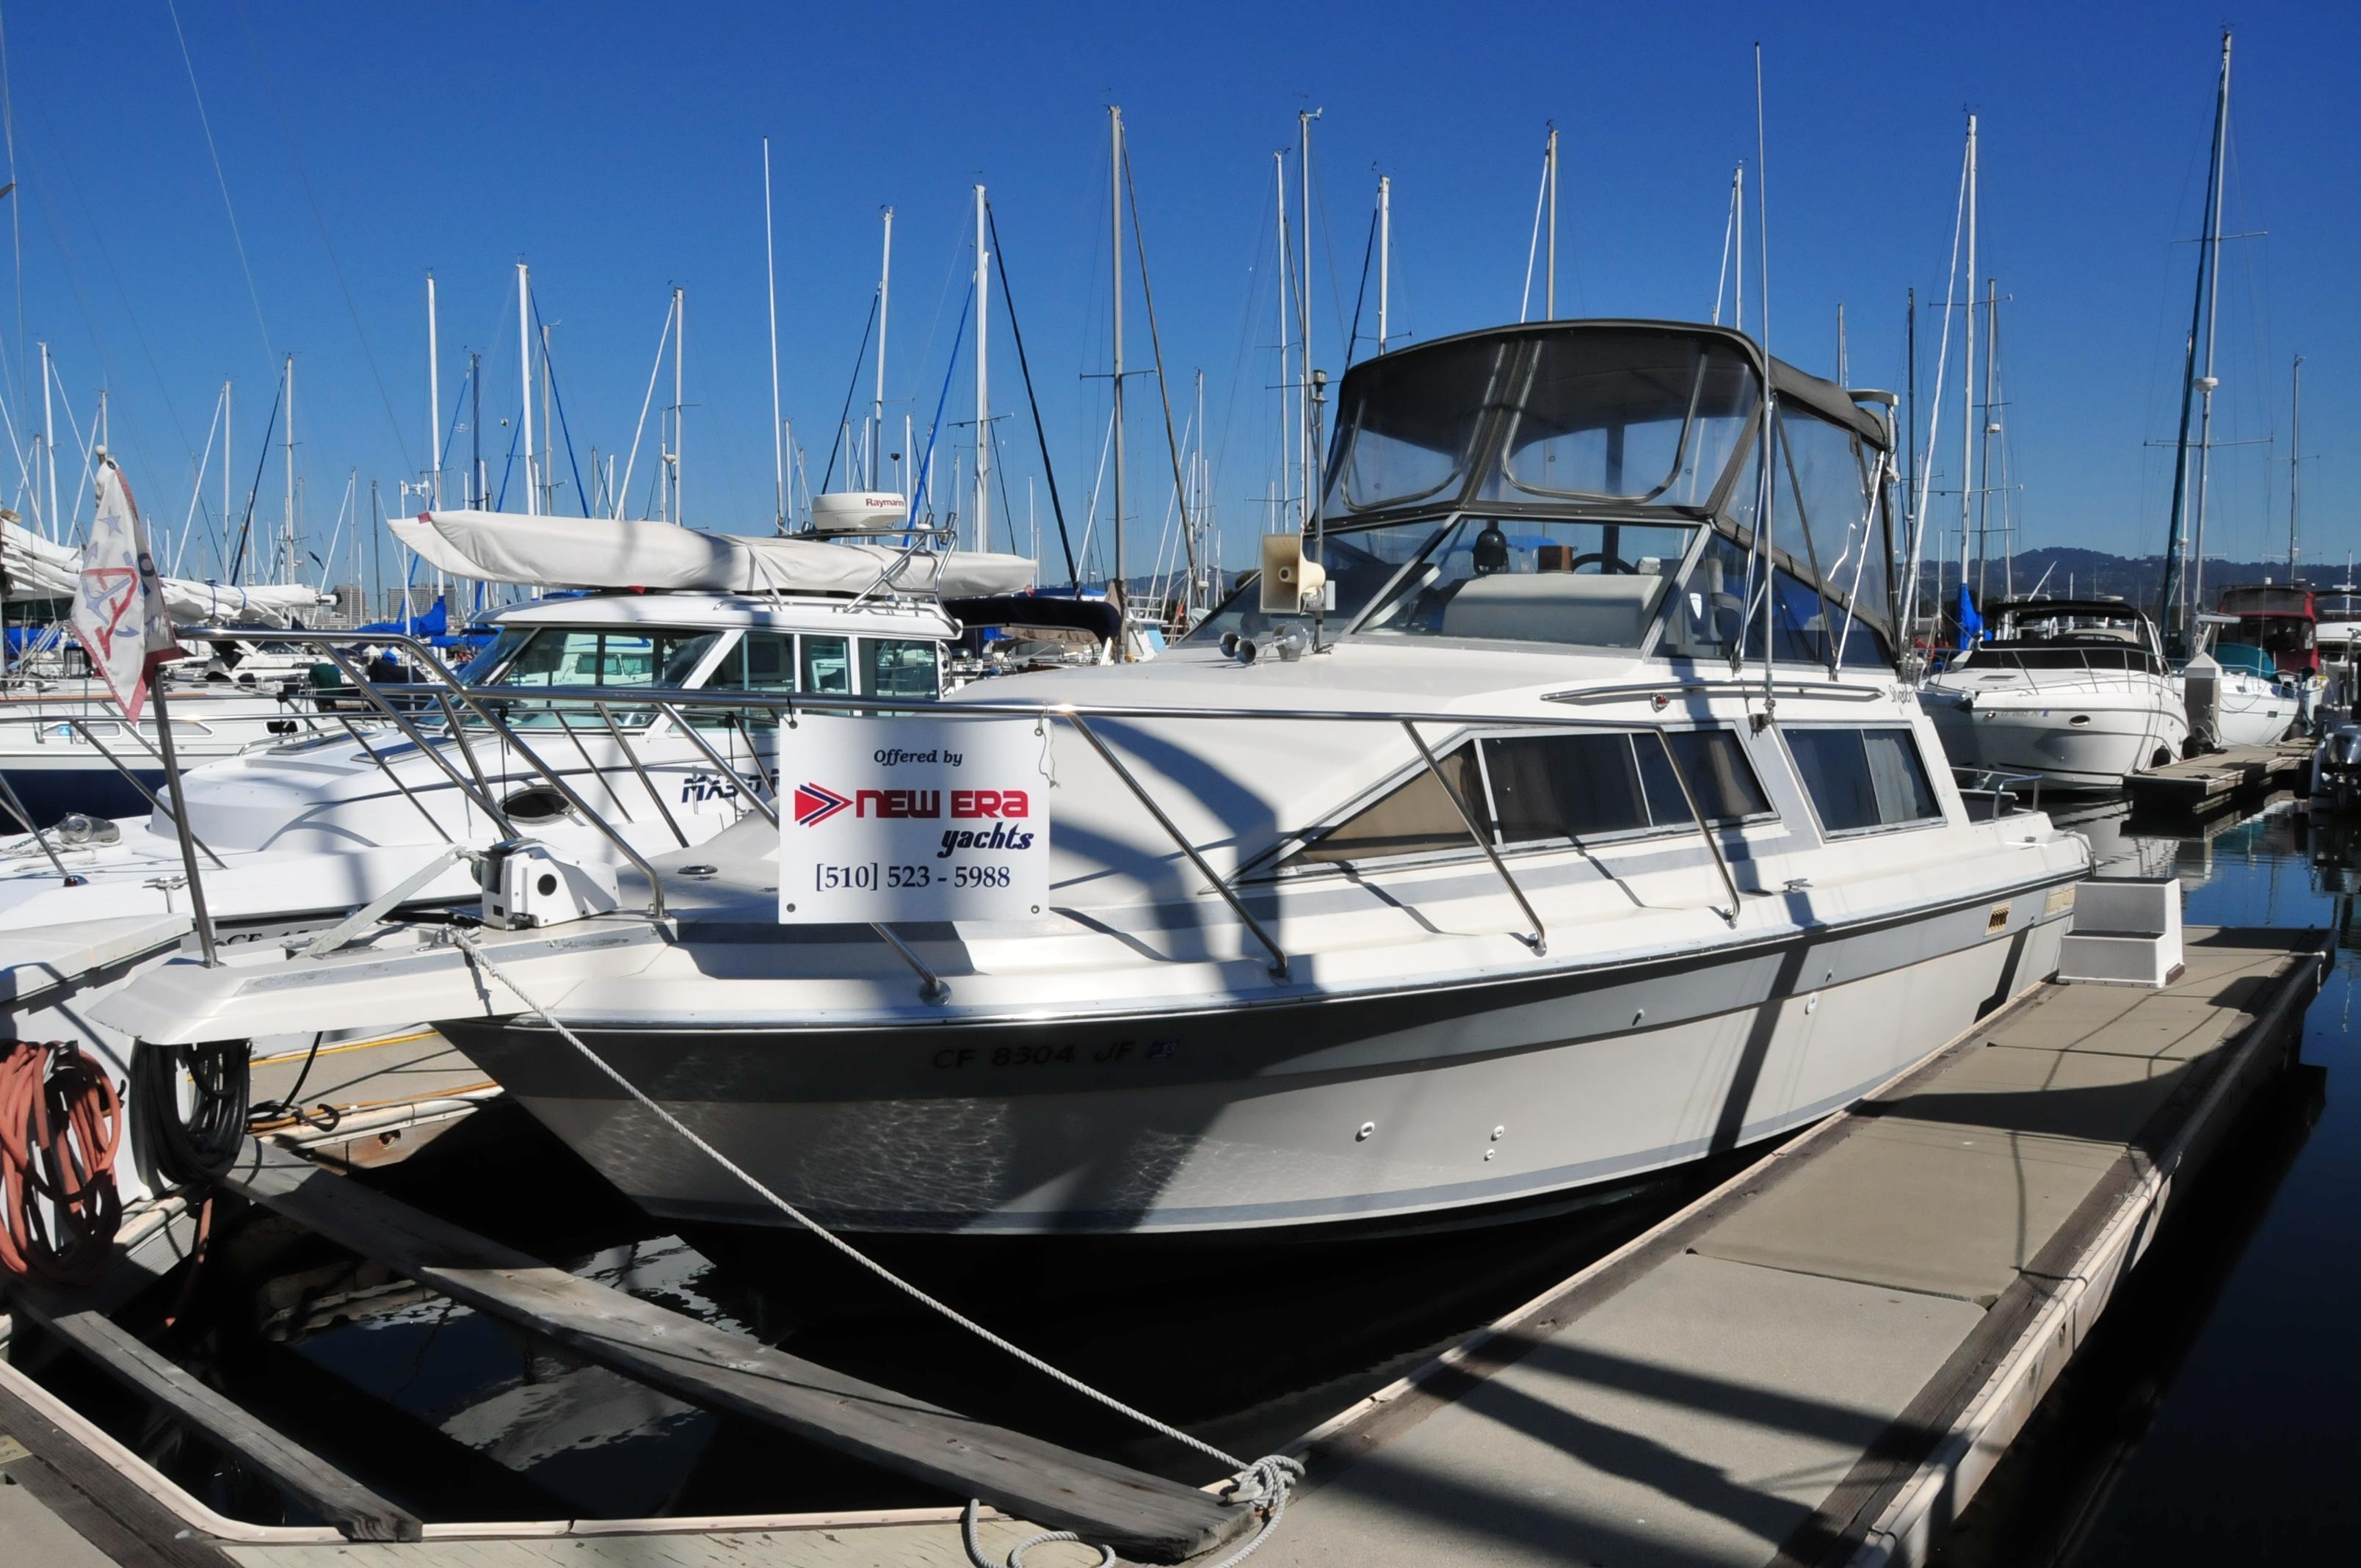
[1402,720,1545,954]
[1069,714,1291,980]
[179,630,666,921]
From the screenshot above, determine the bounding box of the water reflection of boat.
[2047,798,2181,881]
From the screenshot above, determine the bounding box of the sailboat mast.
[1976,277,1996,600]
[427,272,441,509]
[283,352,296,578]
[517,262,536,518]
[1110,106,1127,609]
[1958,115,1976,606]
[1298,109,1318,531]
[1377,175,1390,352]
[674,288,687,525]
[38,341,52,540]
[469,352,482,509]
[1274,150,1292,530]
[2288,354,2303,577]
[973,182,990,553]
[1734,164,1744,333]
[2187,33,2233,625]
[1545,124,1558,319]
[2160,32,2231,644]
[874,208,893,490]
[764,137,786,534]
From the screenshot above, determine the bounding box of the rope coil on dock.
[0,1040,123,1286]
[450,930,1302,1568]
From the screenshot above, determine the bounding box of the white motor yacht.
[1923,599,2189,791]
[103,321,2093,1239]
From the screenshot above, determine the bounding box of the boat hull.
[1925,690,2186,791]
[446,881,2074,1237]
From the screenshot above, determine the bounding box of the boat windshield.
[1483,333,1759,507]
[1323,338,1515,515]
[1184,518,1452,645]
[466,627,722,727]
[1356,517,1696,648]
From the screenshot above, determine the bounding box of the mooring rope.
[451,930,1301,1567]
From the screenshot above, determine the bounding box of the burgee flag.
[71,456,184,723]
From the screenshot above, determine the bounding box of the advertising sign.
[778,719,1048,923]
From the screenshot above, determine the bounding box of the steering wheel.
[1566,551,1636,574]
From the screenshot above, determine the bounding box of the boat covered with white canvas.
[101,320,2092,1238]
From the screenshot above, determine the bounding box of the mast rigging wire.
[162,0,273,370]
[987,205,1079,587]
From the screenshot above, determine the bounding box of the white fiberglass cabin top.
[108,321,2092,1240]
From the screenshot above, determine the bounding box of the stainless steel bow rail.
[48,625,1844,981]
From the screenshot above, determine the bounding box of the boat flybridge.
[103,321,2091,1238]
[1922,599,2191,792]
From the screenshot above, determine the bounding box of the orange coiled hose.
[0,1041,123,1286]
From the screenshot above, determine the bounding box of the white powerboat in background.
[107,320,2092,1241]
[1923,598,2189,792]
[1,498,1037,1204]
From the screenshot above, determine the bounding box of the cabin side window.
[1288,743,1487,865]
[1785,725,1942,833]
[1285,726,1769,869]
[863,637,943,700]
[801,635,852,695]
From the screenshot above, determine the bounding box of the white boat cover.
[2,518,332,628]
[390,509,1034,599]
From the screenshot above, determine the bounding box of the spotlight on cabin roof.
[810,491,910,535]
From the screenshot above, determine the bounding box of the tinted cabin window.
[1484,730,1769,842]
[1788,726,1941,832]
[1484,734,1651,842]
[1661,729,1772,823]
[1291,744,1484,865]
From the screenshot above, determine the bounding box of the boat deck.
[2122,740,2312,814]
[0,927,2328,1567]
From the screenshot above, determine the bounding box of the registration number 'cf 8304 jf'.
[780,719,1050,924]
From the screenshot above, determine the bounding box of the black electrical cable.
[131,1041,249,1191]
[245,1031,339,1133]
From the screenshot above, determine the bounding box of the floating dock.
[0,926,2328,1567]
[2123,740,2313,815]
[1265,925,2324,1567]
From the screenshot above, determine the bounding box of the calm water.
[23,796,2359,1543]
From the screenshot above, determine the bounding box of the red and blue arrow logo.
[793,782,851,827]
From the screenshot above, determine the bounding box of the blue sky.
[1,1,2354,595]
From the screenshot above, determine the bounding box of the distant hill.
[1909,546,2347,618]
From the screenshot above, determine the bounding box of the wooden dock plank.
[9,1292,421,1543]
[217,1139,1248,1564]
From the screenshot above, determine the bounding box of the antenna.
[1750,42,1777,716]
